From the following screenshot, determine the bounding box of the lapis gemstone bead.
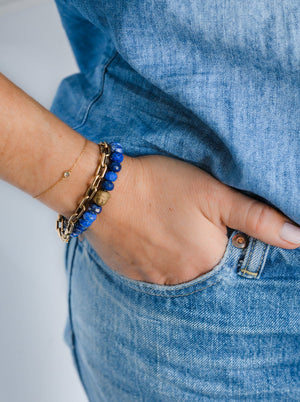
[78,213,96,229]
[70,232,79,238]
[104,171,117,182]
[82,211,97,221]
[109,142,123,153]
[75,223,87,232]
[108,162,122,172]
[102,180,114,191]
[110,152,124,163]
[77,219,90,229]
[88,203,102,214]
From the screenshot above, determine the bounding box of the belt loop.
[237,236,270,279]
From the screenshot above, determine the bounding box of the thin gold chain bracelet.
[56,141,124,243]
[33,138,88,199]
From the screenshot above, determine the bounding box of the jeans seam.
[254,242,269,279]
[240,238,256,277]
[67,238,89,398]
[257,242,267,273]
[80,238,232,297]
[121,278,224,297]
[72,50,118,131]
[239,240,269,280]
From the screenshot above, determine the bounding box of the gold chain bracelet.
[34,138,88,199]
[56,141,111,243]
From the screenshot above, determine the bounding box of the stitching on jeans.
[240,269,258,277]
[258,243,267,270]
[80,240,230,296]
[236,247,248,273]
[241,241,268,279]
[67,238,87,393]
[255,242,268,279]
[241,238,256,277]
[123,262,239,297]
[72,50,118,130]
[80,240,242,297]
[68,238,78,351]
[123,279,223,297]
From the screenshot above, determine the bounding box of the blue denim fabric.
[51,0,300,399]
[64,231,300,401]
[52,0,300,225]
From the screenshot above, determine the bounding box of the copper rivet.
[232,233,248,248]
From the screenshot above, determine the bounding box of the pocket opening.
[79,230,244,297]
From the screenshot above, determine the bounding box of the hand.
[85,154,300,285]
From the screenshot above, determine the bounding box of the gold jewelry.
[33,138,88,199]
[93,189,111,206]
[56,141,111,242]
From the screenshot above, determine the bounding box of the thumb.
[218,187,300,249]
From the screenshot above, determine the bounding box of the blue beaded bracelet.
[70,142,123,238]
[56,141,123,242]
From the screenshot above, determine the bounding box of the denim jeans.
[51,0,300,399]
[63,230,300,401]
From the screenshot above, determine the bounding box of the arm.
[0,72,130,218]
[1,72,299,285]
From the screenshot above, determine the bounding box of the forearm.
[0,73,127,217]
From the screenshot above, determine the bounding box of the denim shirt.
[51,0,300,225]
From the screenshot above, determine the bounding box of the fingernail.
[280,222,300,244]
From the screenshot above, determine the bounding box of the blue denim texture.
[51,0,300,399]
[64,231,300,401]
[52,0,300,225]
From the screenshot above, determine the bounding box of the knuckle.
[197,180,223,223]
[246,201,272,234]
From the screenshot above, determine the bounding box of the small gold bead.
[93,190,111,206]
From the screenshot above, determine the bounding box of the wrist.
[61,139,101,217]
[57,141,131,242]
[38,138,100,217]
[88,152,133,226]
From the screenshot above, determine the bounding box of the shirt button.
[232,233,248,248]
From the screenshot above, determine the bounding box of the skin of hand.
[86,153,300,286]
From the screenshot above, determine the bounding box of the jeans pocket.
[79,230,241,297]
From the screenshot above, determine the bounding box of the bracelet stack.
[56,141,123,243]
